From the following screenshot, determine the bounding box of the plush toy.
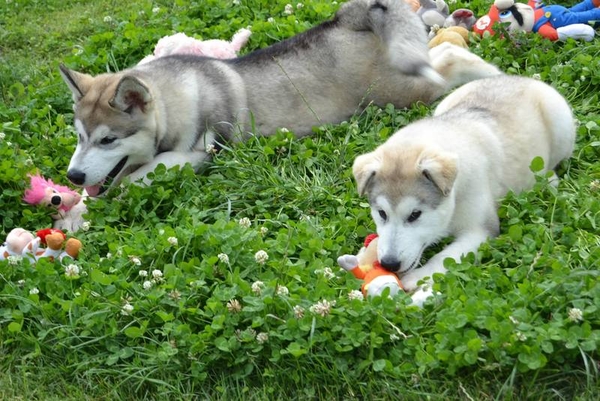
[0,228,81,263]
[337,234,404,298]
[23,174,84,231]
[417,0,450,30]
[445,9,478,30]
[138,28,252,64]
[473,0,600,41]
[428,25,470,48]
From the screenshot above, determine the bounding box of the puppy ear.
[418,149,458,196]
[353,151,381,197]
[59,64,93,101]
[109,76,152,114]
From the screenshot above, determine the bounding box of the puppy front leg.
[127,150,212,185]
[402,228,491,291]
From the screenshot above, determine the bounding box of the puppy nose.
[51,195,62,205]
[380,257,401,272]
[67,169,86,186]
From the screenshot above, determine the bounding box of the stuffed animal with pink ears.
[23,174,83,227]
[138,28,252,64]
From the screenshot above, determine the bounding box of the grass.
[1,0,600,399]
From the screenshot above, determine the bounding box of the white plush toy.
[138,28,252,64]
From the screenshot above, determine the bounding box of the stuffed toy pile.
[473,0,600,41]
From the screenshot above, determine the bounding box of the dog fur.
[353,75,575,305]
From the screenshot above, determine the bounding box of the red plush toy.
[337,234,404,298]
[473,0,599,41]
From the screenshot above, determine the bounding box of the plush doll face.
[6,228,35,253]
[474,2,535,36]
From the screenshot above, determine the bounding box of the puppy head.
[59,65,157,196]
[353,142,458,275]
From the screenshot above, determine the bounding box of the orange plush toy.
[338,234,404,298]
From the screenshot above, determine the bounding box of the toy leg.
[569,0,599,12]
[550,7,600,28]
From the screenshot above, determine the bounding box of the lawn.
[1,0,599,399]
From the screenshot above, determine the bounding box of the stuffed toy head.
[3,228,35,255]
[337,234,404,298]
[23,174,82,212]
[473,0,535,36]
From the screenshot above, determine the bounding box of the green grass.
[1,0,600,399]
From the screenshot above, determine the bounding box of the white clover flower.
[81,221,91,231]
[64,264,80,278]
[152,6,160,13]
[267,17,275,23]
[130,256,141,266]
[309,299,335,317]
[260,226,269,236]
[24,158,33,166]
[239,217,251,228]
[121,302,134,316]
[590,180,600,191]
[227,299,242,313]
[106,252,113,259]
[218,253,230,264]
[152,269,163,280]
[284,4,294,14]
[280,127,289,133]
[297,3,304,9]
[17,279,25,287]
[251,280,264,295]
[143,280,153,290]
[348,290,364,301]
[205,143,217,154]
[276,285,289,296]
[139,270,148,277]
[167,236,178,246]
[254,250,269,264]
[0,132,5,140]
[7,255,22,265]
[103,16,113,23]
[293,305,305,319]
[29,287,40,295]
[322,267,335,279]
[568,307,584,322]
[515,331,527,341]
[256,332,269,344]
[169,289,181,301]
[532,73,541,80]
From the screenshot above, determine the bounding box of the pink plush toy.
[23,174,84,231]
[138,28,252,64]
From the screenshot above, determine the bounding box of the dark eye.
[100,137,117,145]
[377,209,388,222]
[407,210,422,223]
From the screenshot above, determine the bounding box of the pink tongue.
[85,184,102,197]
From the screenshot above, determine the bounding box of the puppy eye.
[100,137,117,145]
[407,210,422,223]
[378,209,388,222]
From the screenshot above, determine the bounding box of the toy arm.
[556,24,595,42]
[337,255,366,279]
[537,24,559,41]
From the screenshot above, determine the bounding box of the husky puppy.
[352,75,575,304]
[59,0,500,199]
